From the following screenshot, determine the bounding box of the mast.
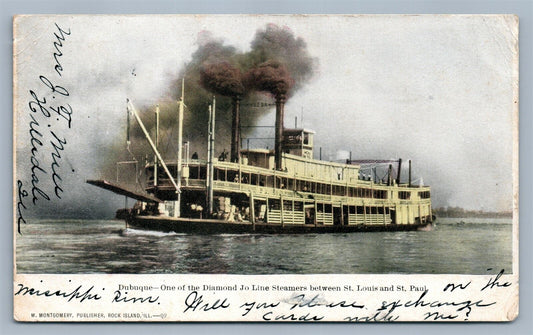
[126,104,130,145]
[154,105,159,187]
[207,96,216,215]
[176,78,185,217]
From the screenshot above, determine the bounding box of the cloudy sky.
[14,15,517,218]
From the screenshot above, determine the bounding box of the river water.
[15,218,513,274]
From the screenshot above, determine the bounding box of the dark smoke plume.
[101,24,317,182]
[200,61,245,97]
[247,24,314,91]
[245,60,294,97]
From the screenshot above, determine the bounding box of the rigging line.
[124,142,146,192]
[163,126,176,156]
[126,143,137,163]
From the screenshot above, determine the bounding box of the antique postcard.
[13,15,518,322]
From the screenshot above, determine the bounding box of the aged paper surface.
[13,15,518,322]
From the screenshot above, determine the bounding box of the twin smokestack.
[229,95,285,171]
[231,97,240,163]
[274,95,285,171]
[230,95,286,170]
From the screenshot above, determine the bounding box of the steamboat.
[88,84,434,234]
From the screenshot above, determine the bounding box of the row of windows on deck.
[185,165,388,199]
[268,199,390,214]
[398,190,430,200]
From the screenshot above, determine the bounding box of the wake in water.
[120,228,184,237]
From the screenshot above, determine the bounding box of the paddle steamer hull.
[124,215,433,234]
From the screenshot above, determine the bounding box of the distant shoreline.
[433,208,512,219]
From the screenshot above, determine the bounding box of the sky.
[14,15,517,218]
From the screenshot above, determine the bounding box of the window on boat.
[283,200,292,211]
[349,206,356,214]
[357,206,364,214]
[227,170,238,183]
[418,191,430,199]
[399,191,411,199]
[241,172,250,184]
[324,204,332,213]
[280,177,288,189]
[288,178,294,191]
[294,201,303,211]
[265,175,274,187]
[189,165,199,179]
[199,166,207,180]
[373,190,387,199]
[258,175,266,187]
[214,167,226,181]
[269,198,281,211]
[251,173,258,186]
[378,207,384,214]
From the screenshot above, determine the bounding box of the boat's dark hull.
[125,215,433,234]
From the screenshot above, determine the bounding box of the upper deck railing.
[146,158,431,203]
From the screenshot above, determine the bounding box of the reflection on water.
[16,219,512,274]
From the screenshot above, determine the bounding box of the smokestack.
[275,95,286,170]
[397,158,402,185]
[408,159,412,187]
[231,97,241,163]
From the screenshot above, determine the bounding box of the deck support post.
[314,200,317,227]
[363,202,367,225]
[280,194,284,227]
[250,192,255,230]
